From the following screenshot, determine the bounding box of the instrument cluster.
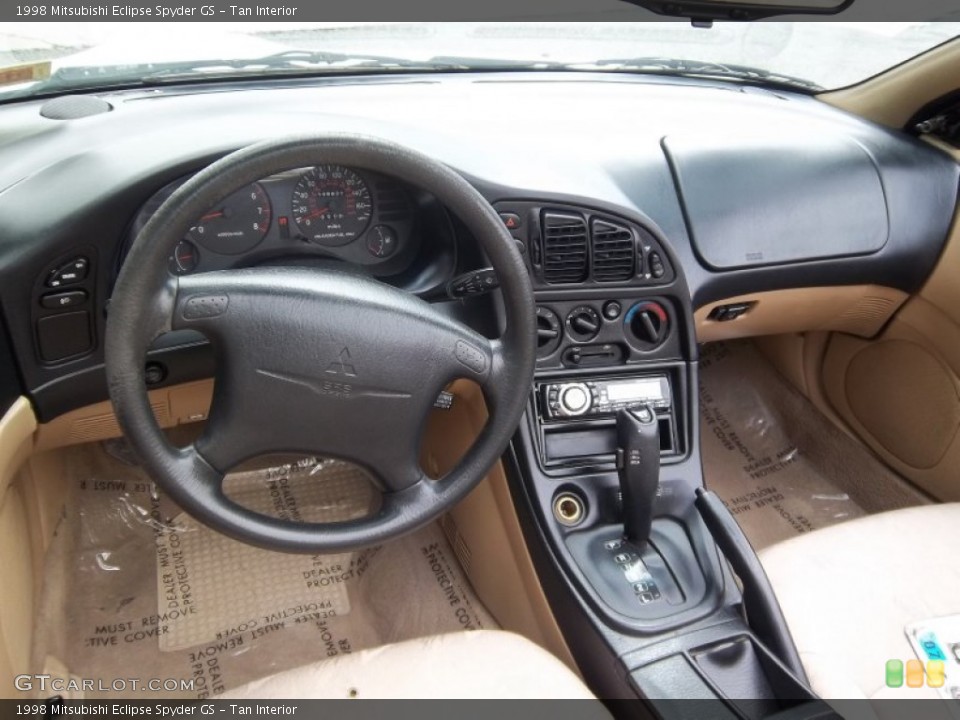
[126,164,420,278]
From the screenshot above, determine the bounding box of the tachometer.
[292,165,373,245]
[188,183,271,255]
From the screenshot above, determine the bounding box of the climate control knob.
[558,383,592,417]
[566,306,601,343]
[625,300,669,350]
[536,306,562,358]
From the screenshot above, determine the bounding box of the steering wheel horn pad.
[106,135,536,553]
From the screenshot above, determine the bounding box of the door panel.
[822,140,960,500]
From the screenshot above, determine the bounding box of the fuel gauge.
[366,225,398,259]
[169,240,200,275]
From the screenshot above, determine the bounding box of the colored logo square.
[928,660,946,688]
[919,632,948,661]
[886,659,904,688]
[906,659,925,688]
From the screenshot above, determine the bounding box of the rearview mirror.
[623,0,854,21]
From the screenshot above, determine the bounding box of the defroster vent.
[591,219,636,282]
[541,212,588,284]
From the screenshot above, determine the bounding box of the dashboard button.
[649,251,665,279]
[562,386,588,412]
[602,301,622,320]
[498,212,521,230]
[41,290,87,310]
[46,257,89,288]
[557,382,592,416]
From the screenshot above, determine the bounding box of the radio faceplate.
[540,374,671,420]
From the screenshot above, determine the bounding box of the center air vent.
[591,219,636,282]
[541,212,588,284]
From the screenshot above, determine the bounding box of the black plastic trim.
[31,341,215,424]
[695,488,808,684]
[0,310,23,417]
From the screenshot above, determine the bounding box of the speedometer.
[291,165,373,245]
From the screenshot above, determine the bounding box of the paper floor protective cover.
[32,444,496,699]
[698,341,928,551]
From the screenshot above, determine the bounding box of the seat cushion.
[759,504,960,699]
[223,630,602,700]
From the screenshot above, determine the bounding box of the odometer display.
[292,165,373,245]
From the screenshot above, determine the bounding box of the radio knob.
[559,383,591,416]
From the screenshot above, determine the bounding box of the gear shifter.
[563,405,695,619]
[616,406,661,546]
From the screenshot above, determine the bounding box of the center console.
[492,198,832,717]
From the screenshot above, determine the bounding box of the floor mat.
[32,444,495,699]
[699,341,929,550]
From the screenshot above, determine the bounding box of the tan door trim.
[695,285,907,343]
[821,38,960,129]
[0,398,37,499]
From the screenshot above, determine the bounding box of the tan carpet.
[32,444,495,699]
[699,341,929,551]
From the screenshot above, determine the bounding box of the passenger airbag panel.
[664,132,889,270]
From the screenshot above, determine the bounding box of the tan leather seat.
[223,630,604,701]
[759,504,960,699]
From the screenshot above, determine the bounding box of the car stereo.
[541,374,671,420]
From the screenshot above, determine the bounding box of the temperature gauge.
[169,240,199,275]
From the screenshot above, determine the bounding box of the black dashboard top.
[0,71,957,420]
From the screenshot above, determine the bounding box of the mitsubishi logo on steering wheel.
[326,347,357,377]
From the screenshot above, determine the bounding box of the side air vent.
[591,219,635,282]
[541,212,588,284]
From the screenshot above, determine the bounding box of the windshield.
[2,21,959,99]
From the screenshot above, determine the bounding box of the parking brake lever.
[616,406,660,547]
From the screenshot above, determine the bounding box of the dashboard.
[0,72,957,424]
[2,69,958,708]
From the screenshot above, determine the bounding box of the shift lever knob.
[616,406,661,546]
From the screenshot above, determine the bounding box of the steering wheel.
[105,135,536,553]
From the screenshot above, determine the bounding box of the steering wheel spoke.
[477,338,512,412]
